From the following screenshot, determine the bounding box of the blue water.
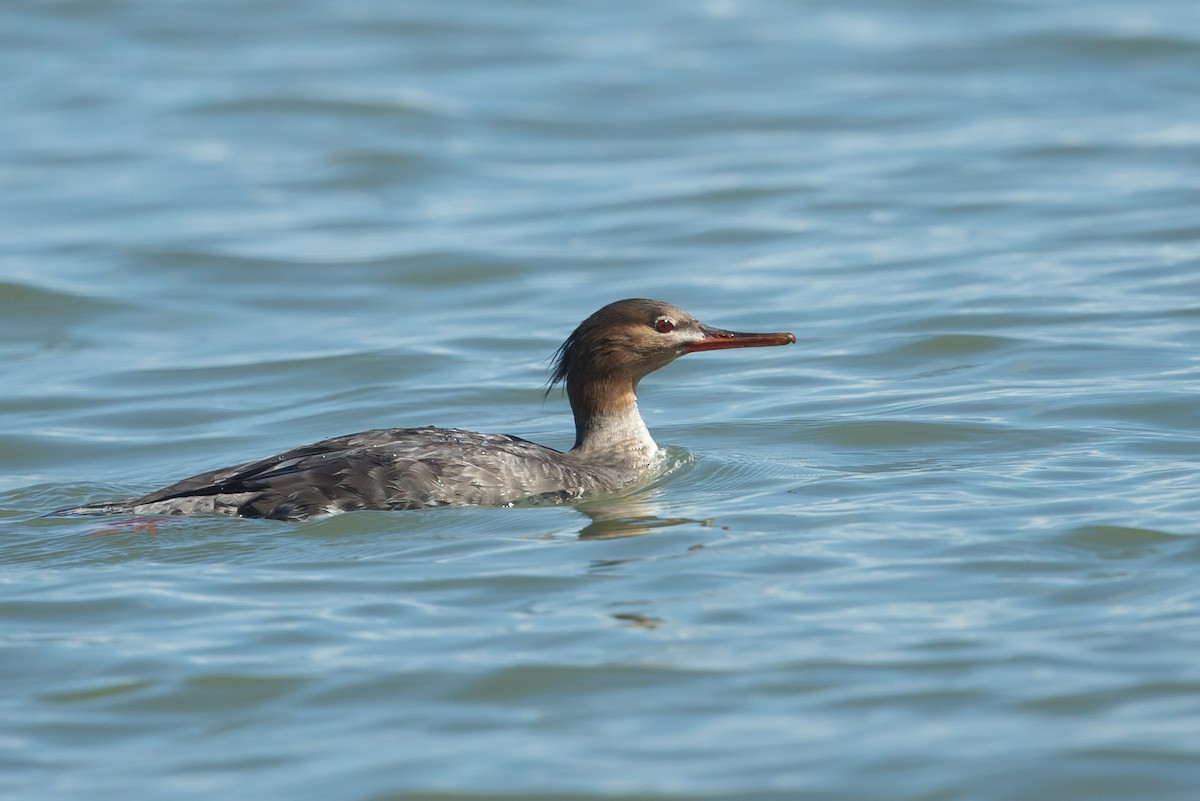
[3,1,1200,799]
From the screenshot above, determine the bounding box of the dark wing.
[127,428,419,506]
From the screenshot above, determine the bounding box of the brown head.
[548,299,795,429]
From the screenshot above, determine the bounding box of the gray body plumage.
[57,427,638,521]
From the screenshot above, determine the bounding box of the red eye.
[655,318,675,334]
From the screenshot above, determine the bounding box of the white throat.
[571,397,658,466]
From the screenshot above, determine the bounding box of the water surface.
[3,1,1199,799]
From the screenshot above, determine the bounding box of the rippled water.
[3,1,1200,799]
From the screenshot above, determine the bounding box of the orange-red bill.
[686,325,797,353]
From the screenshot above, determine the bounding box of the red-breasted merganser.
[56,299,795,520]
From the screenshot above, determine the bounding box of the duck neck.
[566,376,658,464]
